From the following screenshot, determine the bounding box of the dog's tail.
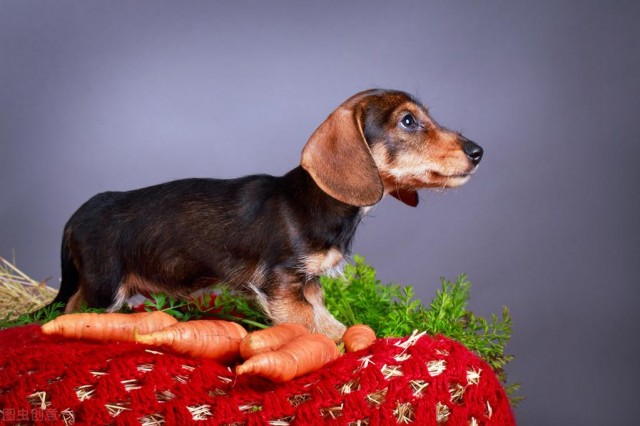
[32,227,79,316]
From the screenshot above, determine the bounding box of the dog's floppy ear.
[301,105,383,207]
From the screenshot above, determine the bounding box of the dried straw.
[0,256,56,320]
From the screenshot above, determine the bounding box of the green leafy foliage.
[144,292,194,320]
[322,255,521,405]
[0,302,63,328]
[211,286,269,329]
[143,286,269,330]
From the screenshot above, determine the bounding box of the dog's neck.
[282,166,369,253]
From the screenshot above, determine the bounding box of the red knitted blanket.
[0,325,514,425]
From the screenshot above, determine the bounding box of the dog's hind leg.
[54,228,126,313]
[73,260,127,313]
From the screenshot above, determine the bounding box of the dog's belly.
[122,273,220,298]
[118,245,344,305]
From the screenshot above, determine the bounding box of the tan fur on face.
[370,102,475,192]
[301,91,478,206]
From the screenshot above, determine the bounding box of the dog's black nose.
[462,138,483,165]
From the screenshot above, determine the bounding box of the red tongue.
[389,189,419,207]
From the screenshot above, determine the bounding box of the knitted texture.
[0,326,514,425]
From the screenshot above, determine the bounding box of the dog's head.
[301,89,483,207]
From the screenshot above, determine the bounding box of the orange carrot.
[236,333,339,382]
[135,319,247,360]
[342,324,376,352]
[41,311,177,342]
[239,323,309,360]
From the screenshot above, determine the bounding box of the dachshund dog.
[47,89,483,340]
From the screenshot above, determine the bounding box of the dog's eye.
[400,114,417,129]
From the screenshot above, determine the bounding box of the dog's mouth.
[380,166,476,192]
[432,171,471,179]
[425,170,473,188]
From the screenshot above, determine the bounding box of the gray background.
[1,1,639,424]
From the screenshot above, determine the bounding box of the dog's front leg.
[301,279,347,340]
[252,272,346,341]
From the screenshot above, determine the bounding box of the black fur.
[50,167,361,310]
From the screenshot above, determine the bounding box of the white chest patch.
[301,247,346,278]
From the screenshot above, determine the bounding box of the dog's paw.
[312,310,347,342]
